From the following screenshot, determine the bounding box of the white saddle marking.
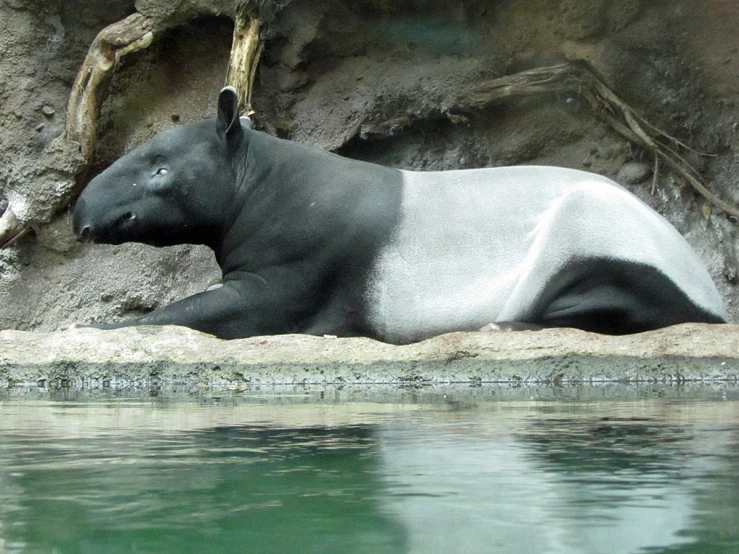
[366,166,725,343]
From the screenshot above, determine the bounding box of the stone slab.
[1,323,738,388]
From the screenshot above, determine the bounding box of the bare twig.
[358,62,739,218]
[472,63,739,217]
[652,156,659,195]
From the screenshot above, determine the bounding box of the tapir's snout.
[72,196,93,242]
[73,192,140,245]
[77,225,91,243]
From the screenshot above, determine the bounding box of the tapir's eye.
[155,168,168,177]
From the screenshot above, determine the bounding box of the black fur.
[74,88,402,339]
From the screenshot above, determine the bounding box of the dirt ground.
[1,0,739,331]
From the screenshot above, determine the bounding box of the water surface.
[1,385,738,553]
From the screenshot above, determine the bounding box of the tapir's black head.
[74,87,247,248]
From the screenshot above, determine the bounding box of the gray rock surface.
[1,1,739,334]
[1,324,737,388]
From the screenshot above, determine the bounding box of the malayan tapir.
[72,87,727,343]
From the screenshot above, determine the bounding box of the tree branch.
[224,3,263,116]
[356,62,739,218]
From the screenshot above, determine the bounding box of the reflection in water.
[0,389,738,553]
[379,415,715,553]
[0,423,406,553]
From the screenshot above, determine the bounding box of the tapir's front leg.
[74,282,287,339]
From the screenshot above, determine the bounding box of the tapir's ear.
[216,86,244,146]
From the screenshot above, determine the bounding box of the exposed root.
[467,64,739,217]
[559,63,738,217]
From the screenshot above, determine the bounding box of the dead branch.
[66,13,160,163]
[0,12,166,249]
[225,3,263,116]
[360,62,739,218]
[556,63,739,218]
[0,3,265,249]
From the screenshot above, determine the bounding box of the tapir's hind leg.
[532,259,725,335]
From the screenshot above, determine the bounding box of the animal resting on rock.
[72,87,727,343]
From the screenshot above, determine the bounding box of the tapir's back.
[365,165,726,343]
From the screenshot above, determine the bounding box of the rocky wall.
[1,0,738,332]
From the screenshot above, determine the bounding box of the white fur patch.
[366,166,726,343]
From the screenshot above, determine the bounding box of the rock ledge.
[1,323,738,387]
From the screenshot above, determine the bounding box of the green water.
[1,385,738,553]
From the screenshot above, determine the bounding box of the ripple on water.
[0,388,738,553]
